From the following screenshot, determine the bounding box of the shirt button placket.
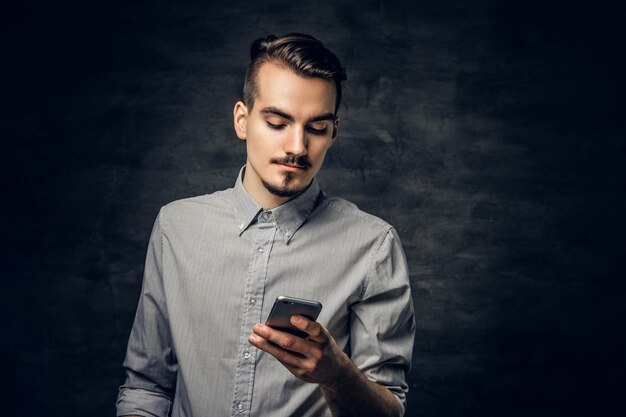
[232,210,276,416]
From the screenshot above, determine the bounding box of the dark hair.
[243,33,347,115]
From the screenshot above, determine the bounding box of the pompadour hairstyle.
[243,33,347,115]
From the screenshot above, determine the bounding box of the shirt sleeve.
[116,210,178,417]
[350,227,415,414]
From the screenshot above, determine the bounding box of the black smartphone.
[265,296,323,338]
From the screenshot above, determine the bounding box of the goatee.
[262,173,302,197]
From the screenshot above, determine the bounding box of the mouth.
[276,162,307,172]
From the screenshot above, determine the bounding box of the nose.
[284,126,307,156]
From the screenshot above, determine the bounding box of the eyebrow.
[260,106,336,123]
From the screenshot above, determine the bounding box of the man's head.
[243,33,347,115]
[234,33,347,209]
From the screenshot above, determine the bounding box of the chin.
[262,177,307,198]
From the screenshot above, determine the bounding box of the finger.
[290,316,326,342]
[249,333,318,381]
[252,323,313,355]
[248,332,304,368]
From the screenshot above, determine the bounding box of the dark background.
[3,0,624,416]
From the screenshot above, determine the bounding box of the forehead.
[254,61,336,117]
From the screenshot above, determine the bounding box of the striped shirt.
[116,169,415,417]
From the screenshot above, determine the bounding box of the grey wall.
[4,0,624,416]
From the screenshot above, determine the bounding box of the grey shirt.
[116,170,415,417]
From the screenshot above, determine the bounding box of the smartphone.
[265,296,323,338]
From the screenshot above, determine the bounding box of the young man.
[117,33,415,417]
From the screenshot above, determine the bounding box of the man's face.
[233,61,339,208]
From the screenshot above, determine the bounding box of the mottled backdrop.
[3,0,624,416]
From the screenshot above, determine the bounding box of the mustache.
[271,156,312,169]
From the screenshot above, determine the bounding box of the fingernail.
[253,324,268,336]
[291,315,301,324]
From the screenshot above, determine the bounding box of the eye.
[266,121,285,130]
[306,126,328,135]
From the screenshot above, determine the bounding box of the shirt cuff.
[116,386,172,417]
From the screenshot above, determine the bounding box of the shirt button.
[244,350,251,359]
[260,211,270,221]
[258,247,264,253]
[237,402,243,412]
[249,297,256,304]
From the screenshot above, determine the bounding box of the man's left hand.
[248,315,349,386]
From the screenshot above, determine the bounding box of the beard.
[262,155,312,197]
[261,173,302,197]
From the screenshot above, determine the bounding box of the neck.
[241,174,293,210]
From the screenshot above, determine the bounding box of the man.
[117,33,415,417]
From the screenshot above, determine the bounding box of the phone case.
[265,296,323,338]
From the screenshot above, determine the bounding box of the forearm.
[320,353,402,417]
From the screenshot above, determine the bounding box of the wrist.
[319,352,359,393]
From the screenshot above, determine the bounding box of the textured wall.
[4,0,624,416]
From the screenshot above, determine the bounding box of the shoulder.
[316,195,408,294]
[157,188,233,229]
[316,194,394,239]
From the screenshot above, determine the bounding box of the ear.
[331,117,340,141]
[233,101,248,140]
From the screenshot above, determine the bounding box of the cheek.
[309,142,332,163]
[246,128,268,158]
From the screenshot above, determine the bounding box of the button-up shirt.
[116,169,415,417]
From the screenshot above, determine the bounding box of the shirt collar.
[232,166,322,243]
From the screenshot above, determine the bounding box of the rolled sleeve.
[116,384,172,417]
[116,211,178,417]
[350,227,415,412]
